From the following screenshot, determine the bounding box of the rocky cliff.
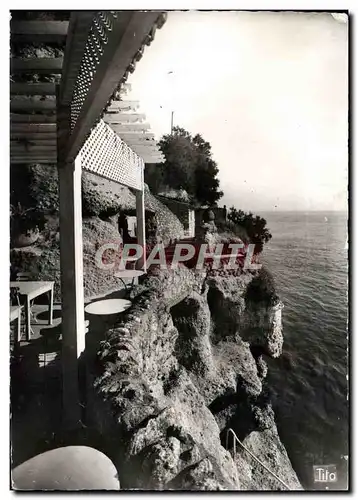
[86,265,302,491]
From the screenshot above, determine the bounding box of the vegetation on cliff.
[227,207,272,254]
[144,125,271,256]
[145,126,223,206]
[245,268,279,307]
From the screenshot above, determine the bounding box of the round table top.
[114,270,145,278]
[12,445,120,490]
[85,298,132,315]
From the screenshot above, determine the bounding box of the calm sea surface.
[261,211,348,490]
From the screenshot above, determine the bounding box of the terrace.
[10,10,167,445]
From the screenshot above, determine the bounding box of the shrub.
[10,203,46,234]
[245,268,278,306]
[228,207,272,254]
[215,219,249,243]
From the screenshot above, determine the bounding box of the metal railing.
[226,428,292,490]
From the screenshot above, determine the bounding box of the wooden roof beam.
[117,132,155,141]
[11,159,57,164]
[127,144,160,152]
[10,132,57,140]
[106,101,140,112]
[122,137,158,144]
[103,113,146,124]
[11,21,69,42]
[11,114,56,124]
[11,123,56,133]
[120,83,131,92]
[11,58,63,74]
[128,142,161,150]
[109,123,151,134]
[10,100,56,112]
[11,157,57,163]
[10,82,57,96]
[11,144,57,153]
[11,139,57,146]
[127,147,160,154]
[141,157,165,164]
[134,147,164,156]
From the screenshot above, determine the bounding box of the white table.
[85,298,132,316]
[10,281,54,341]
[114,269,145,291]
[10,305,23,343]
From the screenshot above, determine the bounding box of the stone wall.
[155,195,195,237]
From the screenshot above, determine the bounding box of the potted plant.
[10,203,46,248]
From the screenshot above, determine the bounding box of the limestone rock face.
[89,266,302,491]
[241,302,284,358]
[206,274,284,358]
[233,428,303,490]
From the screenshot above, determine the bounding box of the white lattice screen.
[70,11,118,131]
[81,119,144,190]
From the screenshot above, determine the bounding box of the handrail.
[226,428,292,491]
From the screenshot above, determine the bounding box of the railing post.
[226,428,291,490]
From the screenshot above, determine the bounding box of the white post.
[136,189,146,272]
[136,161,146,272]
[58,152,85,428]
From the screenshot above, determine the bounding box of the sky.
[128,11,348,212]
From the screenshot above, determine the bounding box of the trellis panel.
[81,120,143,190]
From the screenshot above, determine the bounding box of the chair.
[10,287,23,345]
[15,272,38,324]
[10,286,20,307]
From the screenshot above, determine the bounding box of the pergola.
[10,11,166,427]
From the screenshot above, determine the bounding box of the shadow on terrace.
[10,286,129,469]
